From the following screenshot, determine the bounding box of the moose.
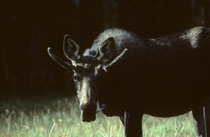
[48,26,210,137]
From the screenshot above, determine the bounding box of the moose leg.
[192,107,207,137]
[124,111,143,137]
[205,102,210,137]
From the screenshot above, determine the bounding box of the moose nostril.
[81,110,96,122]
[80,104,97,122]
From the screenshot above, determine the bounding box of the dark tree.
[78,0,105,52]
[1,0,208,98]
[204,0,210,26]
[117,0,193,37]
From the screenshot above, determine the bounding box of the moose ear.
[63,34,80,63]
[98,37,115,63]
[99,37,114,55]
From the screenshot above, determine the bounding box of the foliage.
[0,97,198,137]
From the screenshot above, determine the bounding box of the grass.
[0,97,198,137]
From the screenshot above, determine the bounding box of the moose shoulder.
[48,26,210,137]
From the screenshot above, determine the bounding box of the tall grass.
[0,97,198,137]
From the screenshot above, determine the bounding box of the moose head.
[47,34,128,122]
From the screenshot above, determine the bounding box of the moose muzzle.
[79,77,97,122]
[80,103,96,122]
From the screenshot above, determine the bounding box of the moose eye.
[73,76,81,81]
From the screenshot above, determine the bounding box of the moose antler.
[102,48,128,72]
[47,47,76,69]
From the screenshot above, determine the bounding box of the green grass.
[0,97,198,137]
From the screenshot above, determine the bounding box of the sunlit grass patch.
[0,97,197,137]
